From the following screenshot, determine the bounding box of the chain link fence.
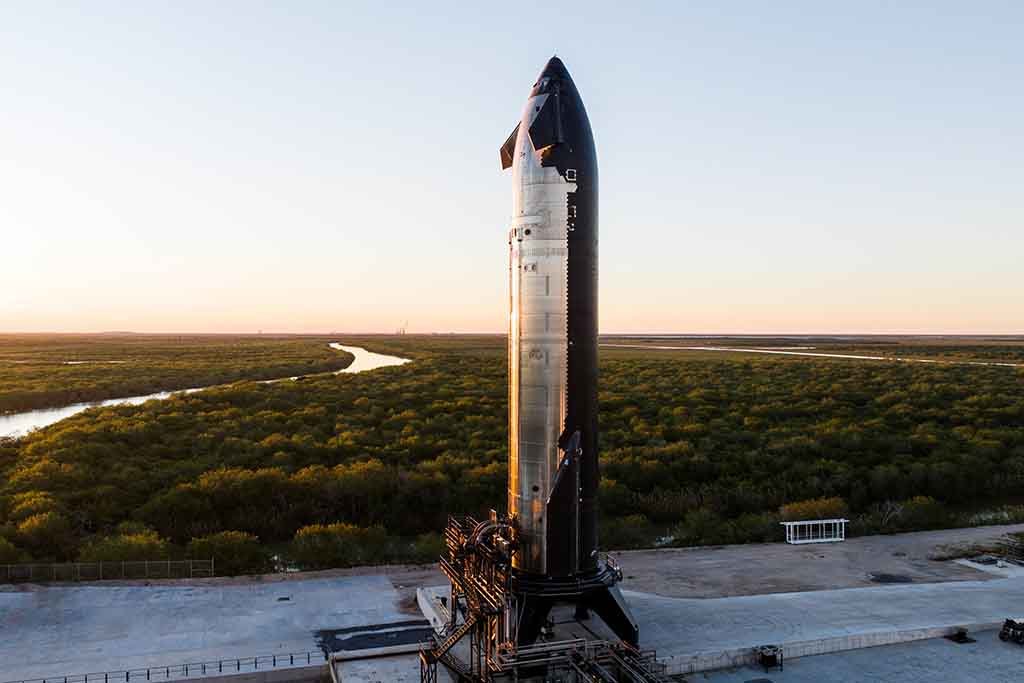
[1,650,324,683]
[0,559,214,583]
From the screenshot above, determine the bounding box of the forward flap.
[499,122,520,170]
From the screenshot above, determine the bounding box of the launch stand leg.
[513,563,640,648]
[586,583,641,646]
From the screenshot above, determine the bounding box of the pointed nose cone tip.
[540,56,570,80]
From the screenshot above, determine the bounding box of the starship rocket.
[501,56,638,646]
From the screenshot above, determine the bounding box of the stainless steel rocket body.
[497,57,638,647]
[504,58,599,578]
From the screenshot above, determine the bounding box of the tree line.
[1,337,1022,573]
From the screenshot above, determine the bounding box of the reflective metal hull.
[505,57,599,578]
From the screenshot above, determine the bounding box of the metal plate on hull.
[508,96,574,574]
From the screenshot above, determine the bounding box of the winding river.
[0,344,409,440]
[602,344,1023,367]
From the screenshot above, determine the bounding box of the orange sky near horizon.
[2,4,1021,336]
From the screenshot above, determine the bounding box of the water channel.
[0,344,409,439]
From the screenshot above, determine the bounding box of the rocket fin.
[499,122,520,170]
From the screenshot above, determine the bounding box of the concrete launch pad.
[612,523,1024,598]
[417,576,1024,677]
[0,574,410,681]
[631,578,1024,675]
[5,525,1024,682]
[701,629,1024,683]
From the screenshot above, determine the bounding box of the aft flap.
[500,122,520,170]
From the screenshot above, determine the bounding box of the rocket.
[502,57,638,646]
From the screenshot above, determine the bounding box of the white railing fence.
[780,519,848,544]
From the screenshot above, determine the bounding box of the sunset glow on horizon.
[2,2,1021,336]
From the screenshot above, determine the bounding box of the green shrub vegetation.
[0,536,27,564]
[0,335,1022,574]
[79,529,170,562]
[779,496,849,521]
[186,531,269,576]
[292,523,390,569]
[0,334,354,413]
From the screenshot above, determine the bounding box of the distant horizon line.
[1,330,1022,338]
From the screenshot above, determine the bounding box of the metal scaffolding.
[419,514,673,682]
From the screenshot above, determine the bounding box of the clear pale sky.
[1,2,1021,334]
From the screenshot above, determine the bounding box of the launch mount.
[419,514,670,683]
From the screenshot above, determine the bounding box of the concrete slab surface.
[0,575,405,681]
[416,577,1024,675]
[320,523,1024,603]
[5,525,1024,682]
[613,524,1024,599]
[699,629,1024,683]
[955,557,1024,578]
[333,654,438,683]
[632,577,1024,674]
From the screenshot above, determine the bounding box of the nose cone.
[539,56,570,81]
[532,56,575,95]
